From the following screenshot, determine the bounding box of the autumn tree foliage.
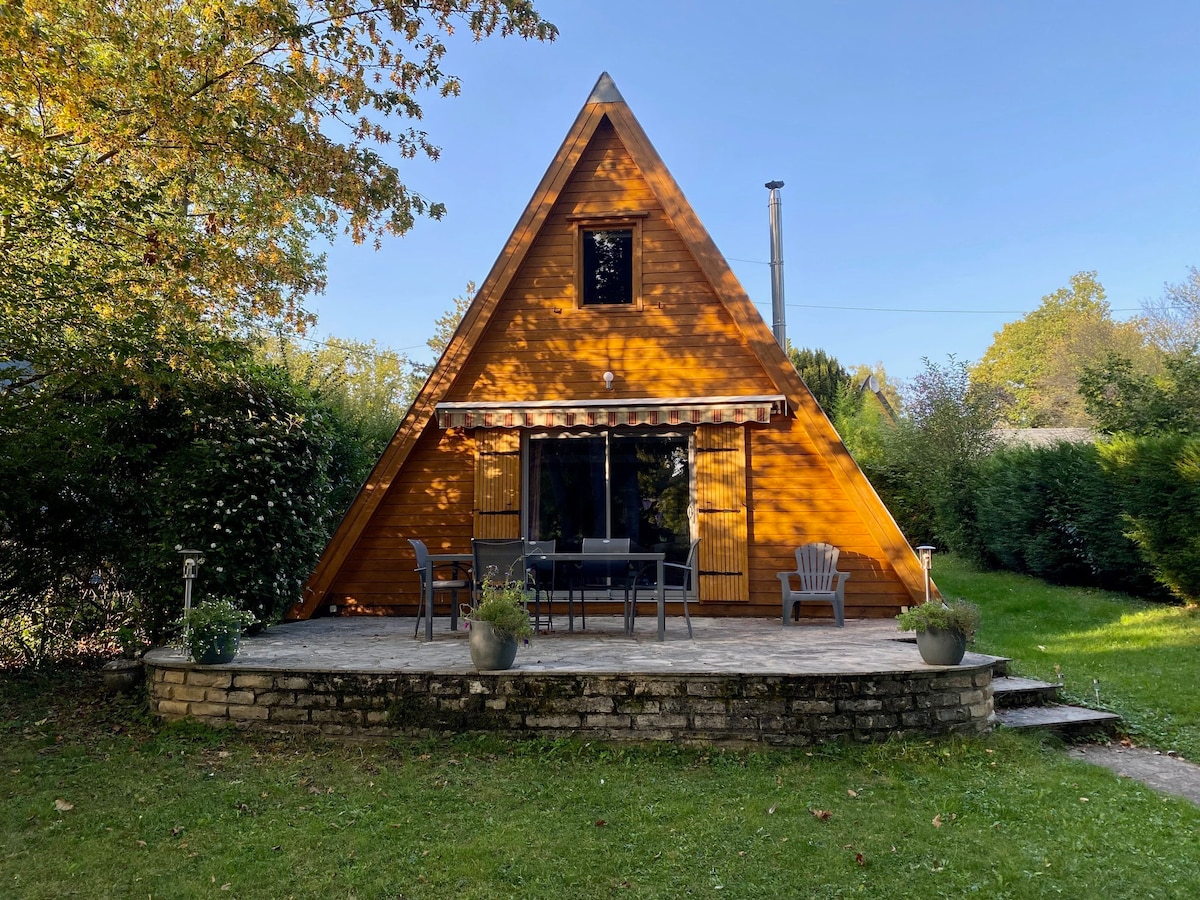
[972,272,1150,428]
[0,0,555,389]
[0,2,554,663]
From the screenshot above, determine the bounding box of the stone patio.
[145,616,998,745]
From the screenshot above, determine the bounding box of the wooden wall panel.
[325,422,474,612]
[473,430,521,539]
[443,117,778,404]
[696,426,749,602]
[744,417,912,618]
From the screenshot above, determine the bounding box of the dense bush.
[972,443,1159,596]
[0,354,375,665]
[1099,434,1200,602]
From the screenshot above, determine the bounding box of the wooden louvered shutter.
[473,430,521,539]
[695,426,748,601]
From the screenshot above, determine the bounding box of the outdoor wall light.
[603,370,615,391]
[916,545,935,604]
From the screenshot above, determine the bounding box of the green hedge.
[1099,434,1200,602]
[972,443,1159,597]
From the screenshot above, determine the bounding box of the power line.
[786,303,1144,314]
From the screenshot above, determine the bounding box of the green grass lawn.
[3,562,1200,899]
[1,679,1198,900]
[935,555,1200,759]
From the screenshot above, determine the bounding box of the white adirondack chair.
[777,542,850,627]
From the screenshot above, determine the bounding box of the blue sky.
[307,0,1200,384]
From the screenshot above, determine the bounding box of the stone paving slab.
[147,615,997,676]
[995,704,1120,729]
[1069,744,1200,806]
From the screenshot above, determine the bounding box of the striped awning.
[435,395,787,430]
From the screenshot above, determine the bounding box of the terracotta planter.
[915,627,967,666]
[468,622,518,671]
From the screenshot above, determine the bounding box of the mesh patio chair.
[573,537,633,631]
[409,539,471,638]
[630,538,699,638]
[525,539,556,633]
[471,538,529,602]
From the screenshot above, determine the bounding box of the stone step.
[992,675,1061,708]
[995,703,1121,737]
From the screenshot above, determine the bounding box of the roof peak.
[587,71,625,104]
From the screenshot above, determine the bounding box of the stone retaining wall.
[148,663,994,744]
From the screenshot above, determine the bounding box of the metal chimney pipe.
[765,181,786,349]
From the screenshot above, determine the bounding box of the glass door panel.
[528,437,605,552]
[611,436,690,564]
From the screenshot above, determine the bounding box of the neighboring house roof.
[289,73,929,619]
[991,428,1096,448]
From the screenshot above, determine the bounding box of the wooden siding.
[445,118,778,404]
[473,430,521,539]
[324,422,474,611]
[745,417,912,618]
[695,426,749,602]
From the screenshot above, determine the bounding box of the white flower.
[267,501,274,507]
[250,494,258,501]
[216,500,224,507]
[257,515,264,521]
[213,524,222,530]
[210,542,217,549]
[216,567,224,573]
[174,544,182,551]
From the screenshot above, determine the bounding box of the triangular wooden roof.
[289,73,927,619]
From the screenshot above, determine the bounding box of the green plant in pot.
[184,598,257,665]
[897,598,981,666]
[463,574,533,671]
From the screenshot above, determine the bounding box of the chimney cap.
[765,180,785,190]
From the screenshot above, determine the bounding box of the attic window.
[573,216,643,308]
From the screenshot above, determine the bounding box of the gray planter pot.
[468,622,518,671]
[101,658,144,694]
[915,627,967,666]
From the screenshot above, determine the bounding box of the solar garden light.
[916,545,935,604]
[177,547,204,644]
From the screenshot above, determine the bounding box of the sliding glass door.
[527,433,692,564]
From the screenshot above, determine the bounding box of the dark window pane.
[582,228,633,305]
[529,438,605,551]
[610,436,690,564]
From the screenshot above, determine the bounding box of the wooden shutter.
[695,426,748,601]
[473,430,521,539]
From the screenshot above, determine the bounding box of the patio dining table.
[527,551,668,641]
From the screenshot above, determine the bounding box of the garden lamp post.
[916,545,935,604]
[178,548,203,644]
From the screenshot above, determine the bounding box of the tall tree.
[257,333,421,455]
[1142,267,1200,355]
[787,346,850,414]
[972,272,1149,427]
[882,355,1002,553]
[0,1,555,393]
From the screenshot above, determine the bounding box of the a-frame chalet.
[289,74,929,621]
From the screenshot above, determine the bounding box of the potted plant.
[101,626,146,694]
[897,598,981,666]
[184,598,257,665]
[462,575,533,671]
